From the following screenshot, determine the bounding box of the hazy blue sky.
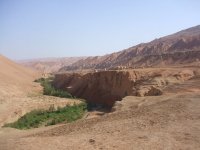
[0,0,200,60]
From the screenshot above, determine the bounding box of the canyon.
[53,67,199,107]
[1,25,200,149]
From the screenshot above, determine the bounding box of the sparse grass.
[35,77,73,98]
[4,103,87,129]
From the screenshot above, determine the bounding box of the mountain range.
[59,25,200,72]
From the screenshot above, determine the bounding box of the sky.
[0,0,200,60]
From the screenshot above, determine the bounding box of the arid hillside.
[0,55,81,127]
[19,57,86,74]
[0,55,39,96]
[60,25,200,71]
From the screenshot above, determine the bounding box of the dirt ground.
[0,55,81,127]
[1,73,200,150]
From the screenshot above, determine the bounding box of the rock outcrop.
[54,71,136,107]
[53,68,196,107]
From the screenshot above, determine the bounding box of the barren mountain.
[19,57,86,74]
[60,25,200,71]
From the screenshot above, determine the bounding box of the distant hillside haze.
[19,57,86,73]
[59,25,200,72]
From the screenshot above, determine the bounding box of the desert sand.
[0,72,200,150]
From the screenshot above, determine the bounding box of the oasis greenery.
[4,103,87,129]
[35,77,73,98]
[4,77,87,129]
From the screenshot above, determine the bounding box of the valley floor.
[1,76,200,150]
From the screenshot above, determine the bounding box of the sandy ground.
[1,55,200,149]
[1,75,200,150]
[0,55,81,126]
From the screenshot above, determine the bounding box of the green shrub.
[4,103,87,129]
[34,78,45,83]
[35,77,73,98]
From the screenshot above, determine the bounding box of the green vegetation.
[4,103,87,129]
[3,77,88,129]
[35,77,73,98]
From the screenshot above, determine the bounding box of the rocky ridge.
[59,25,200,71]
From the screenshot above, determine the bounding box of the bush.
[3,103,87,129]
[35,77,73,98]
[34,78,45,83]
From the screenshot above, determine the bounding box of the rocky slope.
[53,67,199,107]
[60,25,200,71]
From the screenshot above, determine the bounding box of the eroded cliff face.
[54,71,136,107]
[53,68,197,107]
